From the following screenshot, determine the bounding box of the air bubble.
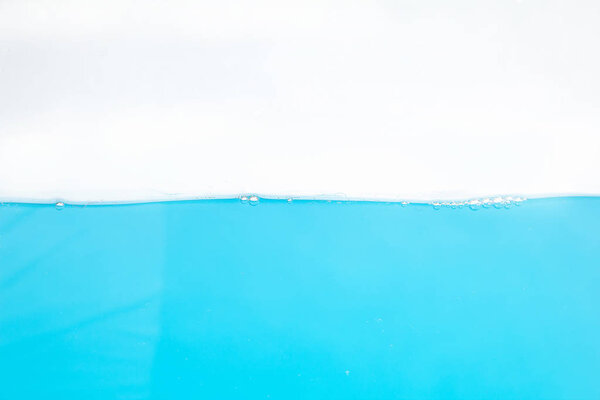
[287,198,293,204]
[432,202,442,210]
[468,199,481,210]
[249,195,259,206]
[401,201,409,207]
[55,202,65,210]
[240,196,249,204]
[492,197,505,209]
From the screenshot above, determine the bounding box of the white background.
[1,0,599,203]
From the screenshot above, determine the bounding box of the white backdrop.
[1,0,599,203]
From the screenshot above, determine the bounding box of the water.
[1,197,599,399]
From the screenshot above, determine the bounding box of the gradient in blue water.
[1,197,599,399]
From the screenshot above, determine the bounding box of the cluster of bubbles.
[239,195,260,206]
[240,195,296,205]
[430,196,526,210]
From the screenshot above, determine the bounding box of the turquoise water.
[1,197,599,399]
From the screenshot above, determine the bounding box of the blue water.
[1,197,599,399]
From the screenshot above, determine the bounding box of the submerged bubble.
[55,202,65,210]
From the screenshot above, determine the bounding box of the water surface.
[1,197,599,399]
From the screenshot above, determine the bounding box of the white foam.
[1,1,599,204]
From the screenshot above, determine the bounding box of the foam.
[1,1,599,204]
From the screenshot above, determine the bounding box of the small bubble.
[55,202,65,210]
[492,197,505,209]
[345,370,350,376]
[240,196,249,204]
[249,195,259,206]
[468,199,481,211]
[514,196,525,205]
[287,198,293,204]
[432,202,442,210]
